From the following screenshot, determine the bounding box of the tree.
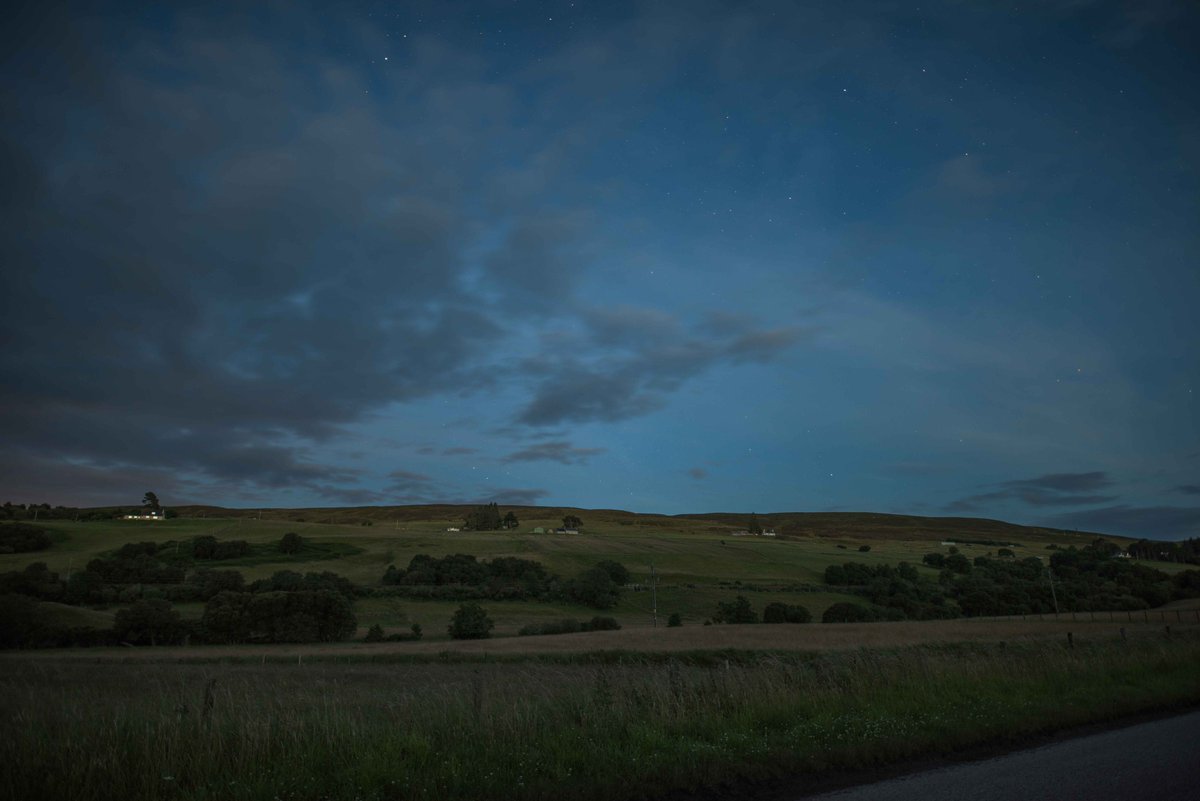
[715,595,758,624]
[858,545,871,552]
[821,602,875,623]
[763,602,812,624]
[279,532,304,554]
[594,560,630,586]
[747,513,762,535]
[667,612,683,627]
[448,603,493,639]
[562,514,583,529]
[113,599,183,646]
[365,623,385,642]
[563,567,620,609]
[142,492,160,512]
[501,511,520,530]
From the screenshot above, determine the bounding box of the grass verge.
[2,633,1198,801]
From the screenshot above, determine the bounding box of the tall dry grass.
[2,633,1198,801]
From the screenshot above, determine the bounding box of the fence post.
[1120,627,1126,642]
[1067,632,1074,649]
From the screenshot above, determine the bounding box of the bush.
[200,590,356,643]
[922,552,946,568]
[714,595,758,624]
[594,561,630,585]
[667,612,682,627]
[364,623,385,642]
[858,545,871,552]
[113,599,185,646]
[279,532,304,554]
[0,524,53,554]
[448,603,493,640]
[562,566,620,609]
[822,602,876,623]
[586,616,620,631]
[762,602,812,623]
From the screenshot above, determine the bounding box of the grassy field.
[3,630,1197,801]
[2,508,1187,639]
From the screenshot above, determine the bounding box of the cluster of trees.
[380,555,629,609]
[0,524,52,554]
[201,590,356,643]
[462,503,520,531]
[1126,537,1200,565]
[821,542,1200,621]
[712,596,813,624]
[517,616,620,636]
[191,535,250,560]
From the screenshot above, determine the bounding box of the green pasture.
[0,512,1185,639]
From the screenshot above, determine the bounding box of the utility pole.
[650,564,659,628]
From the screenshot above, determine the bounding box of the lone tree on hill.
[562,514,583,529]
[142,492,161,512]
[747,513,762,534]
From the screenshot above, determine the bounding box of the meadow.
[3,628,1197,801]
[2,507,1158,639]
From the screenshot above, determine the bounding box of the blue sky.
[2,0,1198,538]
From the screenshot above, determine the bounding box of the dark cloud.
[442,447,479,456]
[0,7,566,501]
[474,487,549,505]
[945,471,1117,512]
[1040,505,1200,541]
[1173,484,1200,495]
[503,441,605,465]
[687,467,708,480]
[516,311,815,425]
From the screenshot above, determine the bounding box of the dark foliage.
[113,599,185,645]
[200,589,356,643]
[448,603,493,639]
[279,532,304,554]
[822,602,878,623]
[0,523,53,554]
[713,595,758,624]
[667,612,683,627]
[762,602,812,623]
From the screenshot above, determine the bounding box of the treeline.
[461,502,520,531]
[1126,537,1200,565]
[0,567,359,648]
[1,503,177,521]
[379,554,629,609]
[821,543,1200,620]
[710,596,813,624]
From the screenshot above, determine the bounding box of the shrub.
[113,599,184,646]
[858,545,871,552]
[448,603,493,640]
[667,612,682,627]
[279,532,304,554]
[0,523,53,554]
[822,602,876,623]
[763,602,812,624]
[586,616,620,631]
[922,552,946,568]
[594,561,630,585]
[714,595,758,624]
[364,624,385,642]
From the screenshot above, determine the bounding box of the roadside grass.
[3,632,1197,801]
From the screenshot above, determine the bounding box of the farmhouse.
[122,511,164,521]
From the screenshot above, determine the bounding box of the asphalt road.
[799,709,1200,801]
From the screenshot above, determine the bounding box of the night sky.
[2,1,1198,539]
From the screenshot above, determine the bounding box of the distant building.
[122,511,164,521]
[762,529,777,537]
[532,527,546,534]
[445,527,460,532]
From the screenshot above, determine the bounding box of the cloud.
[1173,484,1200,496]
[946,471,1117,512]
[516,310,815,425]
[474,487,549,505]
[1040,505,1200,541]
[687,467,708,480]
[442,447,479,456]
[503,441,606,465]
